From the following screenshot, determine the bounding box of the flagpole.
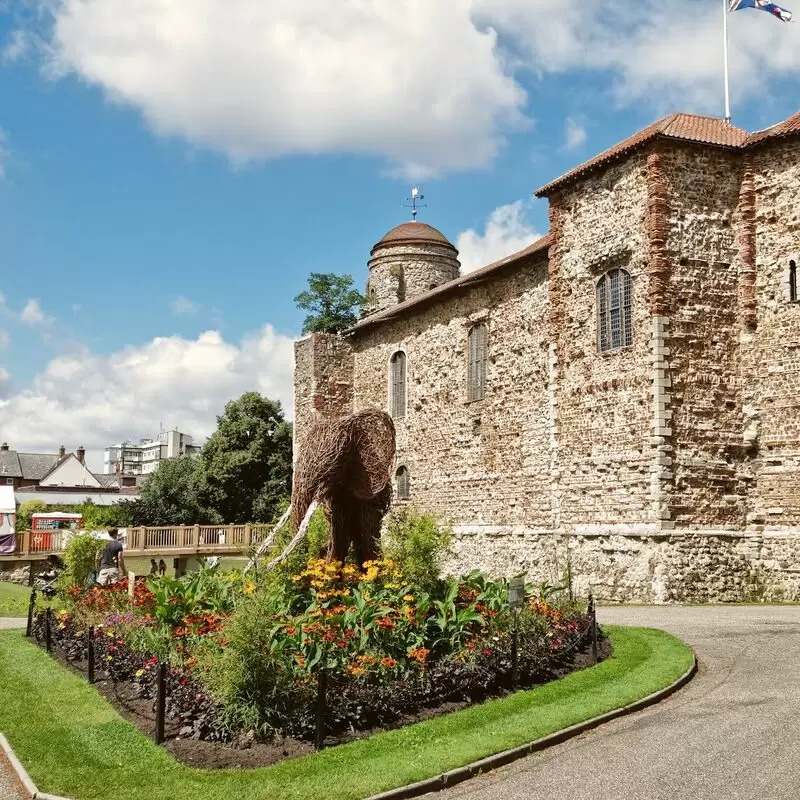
[723,0,731,122]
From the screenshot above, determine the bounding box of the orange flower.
[380,657,396,669]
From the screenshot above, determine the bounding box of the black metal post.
[45,607,52,652]
[511,608,519,690]
[25,588,37,638]
[315,665,328,750]
[155,662,167,745]
[588,593,598,664]
[88,626,95,684]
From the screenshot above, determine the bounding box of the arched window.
[367,284,377,307]
[597,269,633,353]
[467,323,488,402]
[395,465,410,500]
[389,351,406,419]
[790,259,797,303]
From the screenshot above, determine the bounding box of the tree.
[16,500,47,531]
[294,272,364,334]
[128,456,221,527]
[196,392,293,524]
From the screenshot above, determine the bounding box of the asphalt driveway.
[428,606,800,800]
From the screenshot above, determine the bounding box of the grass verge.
[0,582,29,617]
[0,626,692,800]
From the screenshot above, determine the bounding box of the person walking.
[95,528,127,586]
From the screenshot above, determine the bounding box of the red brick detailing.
[738,157,757,329]
[646,146,671,316]
[547,194,565,332]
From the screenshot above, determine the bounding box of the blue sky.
[0,1,798,467]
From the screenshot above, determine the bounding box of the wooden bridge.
[1,524,276,562]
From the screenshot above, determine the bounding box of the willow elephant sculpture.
[291,409,396,566]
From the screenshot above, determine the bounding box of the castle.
[293,111,800,603]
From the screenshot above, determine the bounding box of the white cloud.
[35,0,526,178]
[0,367,10,399]
[0,330,9,349]
[170,296,199,315]
[10,1,800,178]
[456,201,542,274]
[476,0,800,111]
[563,117,587,151]
[20,298,53,327]
[0,325,294,472]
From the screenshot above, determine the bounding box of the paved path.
[0,620,25,630]
[429,606,800,800]
[0,753,26,800]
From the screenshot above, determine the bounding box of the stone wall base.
[443,526,800,604]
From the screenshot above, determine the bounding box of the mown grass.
[0,626,693,800]
[0,582,29,617]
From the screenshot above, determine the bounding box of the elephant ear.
[345,410,396,501]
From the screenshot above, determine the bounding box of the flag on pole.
[729,0,794,22]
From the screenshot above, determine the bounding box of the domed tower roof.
[371,222,458,254]
[364,220,461,316]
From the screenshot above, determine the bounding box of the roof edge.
[535,129,746,198]
[348,233,551,334]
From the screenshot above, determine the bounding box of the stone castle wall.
[293,333,354,464]
[292,136,800,603]
[549,151,655,533]
[661,144,747,529]
[354,254,552,529]
[748,138,800,530]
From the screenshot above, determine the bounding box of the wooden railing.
[2,524,275,559]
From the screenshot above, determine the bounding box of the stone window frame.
[395,464,410,500]
[466,322,488,403]
[596,268,633,354]
[786,255,799,304]
[388,349,407,420]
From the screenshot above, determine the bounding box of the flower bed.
[32,555,603,766]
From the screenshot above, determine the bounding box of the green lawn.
[0,626,693,800]
[0,582,29,617]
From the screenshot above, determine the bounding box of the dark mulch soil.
[39,637,611,771]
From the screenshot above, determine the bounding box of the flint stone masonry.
[293,127,800,603]
[366,241,460,315]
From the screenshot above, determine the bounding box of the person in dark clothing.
[149,559,159,576]
[158,559,167,577]
[95,528,126,586]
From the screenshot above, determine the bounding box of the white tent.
[0,485,15,535]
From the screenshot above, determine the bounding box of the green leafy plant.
[382,507,452,592]
[294,272,365,334]
[16,499,48,531]
[58,533,104,590]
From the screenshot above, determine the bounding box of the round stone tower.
[364,222,461,315]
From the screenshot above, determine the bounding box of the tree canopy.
[128,455,221,527]
[196,392,293,524]
[294,272,364,334]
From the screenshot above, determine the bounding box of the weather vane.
[403,187,426,221]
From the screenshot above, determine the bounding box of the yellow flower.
[135,669,144,678]
[403,595,414,602]
[244,580,256,595]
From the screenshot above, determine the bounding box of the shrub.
[382,507,452,591]
[59,533,104,589]
[16,499,47,531]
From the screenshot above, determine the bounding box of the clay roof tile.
[536,113,749,196]
[745,111,800,146]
